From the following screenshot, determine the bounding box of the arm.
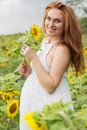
[20,44,70,94]
[32,45,70,93]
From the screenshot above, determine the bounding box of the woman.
[19,1,85,130]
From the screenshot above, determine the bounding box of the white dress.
[20,40,72,130]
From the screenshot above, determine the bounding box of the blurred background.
[0,0,87,35]
[0,1,87,130]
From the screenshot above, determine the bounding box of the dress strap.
[45,39,60,55]
[40,39,60,72]
[41,39,60,55]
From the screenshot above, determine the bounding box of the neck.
[46,36,61,43]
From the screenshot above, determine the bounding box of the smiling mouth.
[48,28,56,32]
[48,26,56,30]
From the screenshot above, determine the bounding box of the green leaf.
[0,105,6,113]
[49,121,67,130]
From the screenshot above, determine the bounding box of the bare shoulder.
[55,43,70,55]
[53,43,71,62]
[52,43,71,71]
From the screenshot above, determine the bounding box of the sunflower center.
[32,29,37,36]
[10,103,17,113]
[6,95,10,100]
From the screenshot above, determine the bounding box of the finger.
[20,50,24,55]
[24,44,30,50]
[20,45,27,53]
[23,43,29,47]
[20,49,25,55]
[22,44,28,50]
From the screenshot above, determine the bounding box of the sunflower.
[24,112,41,130]
[1,91,6,102]
[0,61,9,67]
[7,99,19,118]
[24,112,48,130]
[30,25,42,40]
[85,122,87,127]
[84,47,87,57]
[0,90,3,95]
[67,71,76,83]
[12,90,20,95]
[5,92,12,103]
[2,46,10,56]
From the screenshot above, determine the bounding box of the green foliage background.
[0,18,87,130]
[80,17,87,34]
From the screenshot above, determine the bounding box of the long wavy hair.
[42,1,85,74]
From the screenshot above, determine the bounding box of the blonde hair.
[42,1,85,74]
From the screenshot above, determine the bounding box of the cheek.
[57,24,64,32]
[45,20,49,27]
[44,21,49,31]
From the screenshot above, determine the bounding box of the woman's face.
[45,8,64,39]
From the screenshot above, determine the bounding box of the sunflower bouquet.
[19,24,43,52]
[24,25,43,63]
[11,24,43,73]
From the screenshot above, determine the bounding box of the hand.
[20,44,36,61]
[18,61,31,76]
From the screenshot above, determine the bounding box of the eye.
[46,16,51,21]
[54,19,61,23]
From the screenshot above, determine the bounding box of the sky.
[0,0,65,35]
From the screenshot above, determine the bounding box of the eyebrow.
[47,16,63,21]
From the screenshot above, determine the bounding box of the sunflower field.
[0,24,87,130]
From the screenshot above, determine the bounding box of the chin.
[47,31,53,35]
[47,34,55,37]
[47,31,57,36]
